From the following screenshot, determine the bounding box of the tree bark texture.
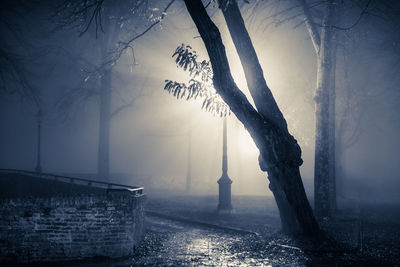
[313,1,334,218]
[184,0,321,237]
[328,35,337,212]
[299,0,339,217]
[218,0,300,234]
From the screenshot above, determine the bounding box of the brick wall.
[0,189,145,263]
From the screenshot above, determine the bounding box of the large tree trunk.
[299,0,336,218]
[266,170,300,233]
[184,0,321,237]
[313,1,334,218]
[218,0,300,234]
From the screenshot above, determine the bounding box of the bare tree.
[296,0,338,217]
[53,0,174,180]
[0,1,38,101]
[0,0,47,171]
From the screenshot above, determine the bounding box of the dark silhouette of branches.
[112,0,176,67]
[330,0,372,30]
[117,0,176,50]
[54,0,106,37]
[51,0,174,123]
[0,0,42,107]
[54,79,100,123]
[53,0,176,71]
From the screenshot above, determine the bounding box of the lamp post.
[35,109,42,174]
[217,116,232,212]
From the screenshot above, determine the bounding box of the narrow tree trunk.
[97,66,112,180]
[184,0,321,237]
[219,0,300,234]
[314,2,333,218]
[328,36,337,212]
[96,8,118,181]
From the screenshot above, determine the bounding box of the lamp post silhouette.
[217,116,232,212]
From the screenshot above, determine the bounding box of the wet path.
[126,215,274,266]
[37,215,306,266]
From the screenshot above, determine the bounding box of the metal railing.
[0,169,144,195]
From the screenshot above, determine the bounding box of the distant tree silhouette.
[54,0,175,180]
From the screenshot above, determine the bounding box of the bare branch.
[297,0,321,54]
[53,0,105,37]
[79,0,105,37]
[110,98,135,118]
[113,0,176,63]
[110,81,144,119]
[314,0,373,31]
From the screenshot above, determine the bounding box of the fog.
[1,0,399,204]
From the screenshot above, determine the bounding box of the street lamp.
[217,116,232,213]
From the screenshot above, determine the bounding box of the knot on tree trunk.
[284,134,303,167]
[258,132,303,173]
